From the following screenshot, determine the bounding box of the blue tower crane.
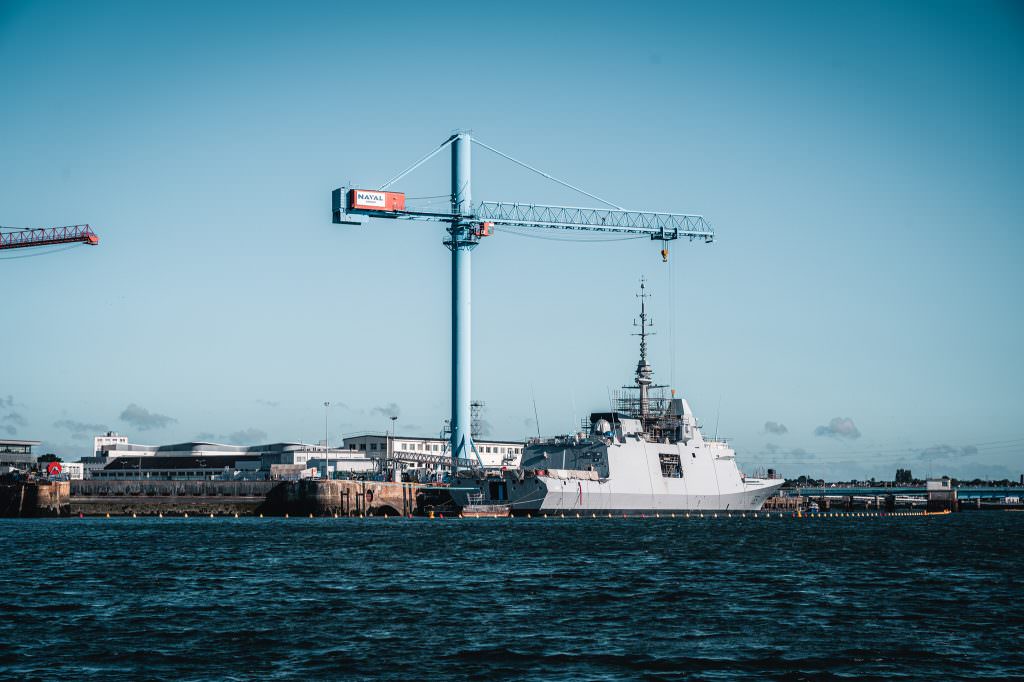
[332,131,714,473]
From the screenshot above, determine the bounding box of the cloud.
[918,444,979,461]
[2,411,26,435]
[370,403,401,419]
[194,432,220,442]
[0,395,14,408]
[763,421,788,435]
[3,412,26,427]
[762,445,815,461]
[119,404,176,430]
[53,419,109,440]
[227,428,268,445]
[814,417,860,439]
[475,420,494,437]
[256,399,280,408]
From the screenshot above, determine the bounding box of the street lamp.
[389,415,398,481]
[323,401,330,482]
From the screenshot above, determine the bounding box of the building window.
[360,444,366,451]
[370,443,377,451]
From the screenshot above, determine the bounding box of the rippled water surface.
[1,514,1022,681]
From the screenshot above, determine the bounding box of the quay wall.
[260,479,421,517]
[0,481,69,517]
[1,480,427,517]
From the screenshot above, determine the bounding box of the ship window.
[659,453,682,478]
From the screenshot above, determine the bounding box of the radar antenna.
[633,278,655,419]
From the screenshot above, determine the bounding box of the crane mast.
[448,132,475,467]
[332,131,714,474]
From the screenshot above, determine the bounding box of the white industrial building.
[343,433,523,469]
[71,430,524,481]
[60,462,85,480]
[93,431,129,456]
[84,439,375,480]
[0,439,41,472]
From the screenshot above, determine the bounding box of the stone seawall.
[67,480,277,517]
[260,480,422,517]
[1,480,430,517]
[0,481,69,517]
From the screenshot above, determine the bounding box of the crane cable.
[494,226,646,243]
[0,243,85,260]
[472,138,625,210]
[669,242,677,390]
[379,135,457,191]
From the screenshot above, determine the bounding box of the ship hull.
[505,475,784,513]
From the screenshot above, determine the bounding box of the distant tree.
[37,453,62,463]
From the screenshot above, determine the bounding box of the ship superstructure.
[452,280,784,514]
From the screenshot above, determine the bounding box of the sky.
[1,0,1022,480]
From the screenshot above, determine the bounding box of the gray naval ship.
[453,280,784,515]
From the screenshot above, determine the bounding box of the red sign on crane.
[46,461,62,477]
[347,189,406,212]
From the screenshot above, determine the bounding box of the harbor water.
[1,513,1021,680]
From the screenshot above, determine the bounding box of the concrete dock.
[0,479,429,517]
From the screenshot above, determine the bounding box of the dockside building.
[342,433,524,468]
[88,441,374,480]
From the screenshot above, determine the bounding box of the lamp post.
[389,415,398,481]
[323,401,330,482]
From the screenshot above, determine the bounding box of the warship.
[453,280,784,514]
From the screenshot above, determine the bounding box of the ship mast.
[634,277,655,421]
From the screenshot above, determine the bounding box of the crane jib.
[334,196,714,241]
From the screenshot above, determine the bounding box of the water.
[1,514,1021,681]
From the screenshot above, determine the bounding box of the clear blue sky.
[2,0,1021,480]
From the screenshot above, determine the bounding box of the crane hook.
[660,247,669,263]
